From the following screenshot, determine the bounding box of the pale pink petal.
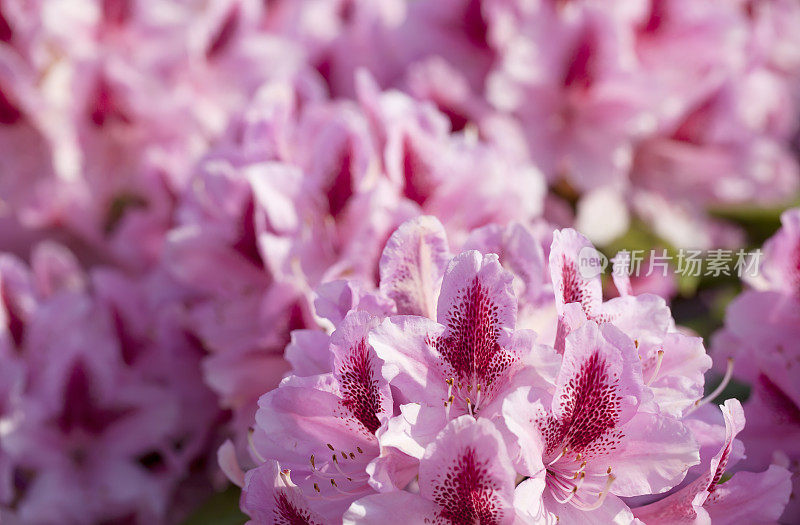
[419,416,517,525]
[554,322,646,428]
[647,333,711,417]
[704,465,792,524]
[544,489,636,525]
[217,439,245,488]
[501,386,549,477]
[285,329,333,377]
[609,410,700,497]
[369,315,447,405]
[313,280,394,327]
[549,229,603,317]
[343,491,440,525]
[378,215,450,318]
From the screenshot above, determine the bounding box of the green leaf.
[181,485,246,525]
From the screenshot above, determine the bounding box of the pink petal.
[419,416,517,524]
[379,216,450,318]
[369,315,447,406]
[217,439,245,488]
[343,491,440,524]
[549,228,603,317]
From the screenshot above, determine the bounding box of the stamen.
[466,397,474,417]
[445,394,455,419]
[548,447,568,467]
[691,358,734,411]
[552,485,578,504]
[580,474,615,511]
[331,455,350,478]
[326,478,363,496]
[560,473,585,504]
[279,469,291,485]
[309,463,337,480]
[646,350,665,387]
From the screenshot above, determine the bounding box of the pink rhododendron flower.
[505,321,698,523]
[166,74,545,447]
[711,207,800,522]
[241,460,328,524]
[0,243,218,523]
[344,416,518,524]
[248,310,394,518]
[0,0,310,267]
[633,399,792,524]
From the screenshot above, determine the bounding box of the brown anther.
[607,467,612,474]
[357,447,363,454]
[446,378,454,386]
[314,483,320,492]
[310,455,316,468]
[332,454,338,463]
[327,443,335,451]
[330,479,338,487]
[349,453,355,459]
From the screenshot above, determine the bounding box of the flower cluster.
[269,0,800,247]
[712,207,800,522]
[0,0,798,521]
[0,242,219,523]
[233,219,793,523]
[163,73,546,448]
